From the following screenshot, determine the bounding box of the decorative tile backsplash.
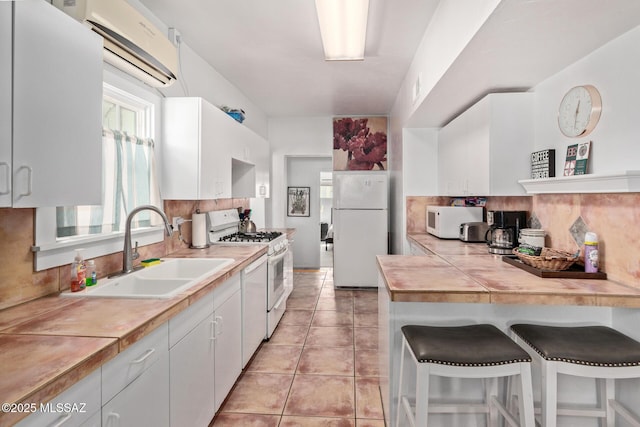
[0,199,249,311]
[407,193,640,288]
[569,216,589,247]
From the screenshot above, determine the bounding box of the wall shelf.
[518,170,640,194]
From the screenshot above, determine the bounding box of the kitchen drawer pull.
[0,162,9,195]
[15,165,32,198]
[210,319,217,341]
[215,315,223,335]
[51,413,72,427]
[130,348,155,364]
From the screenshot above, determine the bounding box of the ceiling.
[139,0,640,124]
[139,0,440,118]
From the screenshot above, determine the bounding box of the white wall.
[400,128,439,254]
[286,157,332,269]
[531,25,640,174]
[387,0,499,255]
[128,0,269,139]
[391,0,501,128]
[267,117,333,228]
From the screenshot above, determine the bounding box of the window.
[56,85,160,239]
[34,78,164,271]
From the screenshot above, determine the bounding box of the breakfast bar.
[378,234,640,427]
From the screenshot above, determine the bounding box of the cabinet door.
[161,98,204,200]
[16,369,101,427]
[438,115,466,196]
[464,98,490,196]
[201,100,231,199]
[242,258,267,367]
[13,1,102,207]
[102,352,170,427]
[170,315,216,427]
[214,279,242,411]
[0,3,11,207]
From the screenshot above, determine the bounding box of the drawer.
[102,323,168,404]
[213,274,241,311]
[169,292,214,348]
[16,369,101,427]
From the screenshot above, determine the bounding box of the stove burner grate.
[218,231,283,243]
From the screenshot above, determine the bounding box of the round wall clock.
[557,85,602,138]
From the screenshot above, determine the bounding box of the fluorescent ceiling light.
[315,0,369,61]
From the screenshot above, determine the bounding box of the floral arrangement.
[333,117,387,170]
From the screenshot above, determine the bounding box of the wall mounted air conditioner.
[53,0,178,87]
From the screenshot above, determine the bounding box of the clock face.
[558,85,602,138]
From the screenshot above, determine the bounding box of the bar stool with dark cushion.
[396,324,535,427]
[511,324,640,427]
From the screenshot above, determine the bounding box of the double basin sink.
[62,258,234,299]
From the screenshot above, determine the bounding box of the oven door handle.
[272,290,287,311]
[269,245,289,263]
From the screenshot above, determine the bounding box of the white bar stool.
[396,324,535,427]
[511,324,640,427]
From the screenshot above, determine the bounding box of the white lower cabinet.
[213,274,242,412]
[241,255,267,368]
[169,293,216,427]
[102,324,169,427]
[15,369,101,427]
[15,274,247,427]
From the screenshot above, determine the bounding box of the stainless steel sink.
[62,258,234,299]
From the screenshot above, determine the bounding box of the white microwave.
[426,206,484,239]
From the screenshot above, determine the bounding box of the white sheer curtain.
[56,129,162,238]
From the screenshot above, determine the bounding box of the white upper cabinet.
[162,97,232,200]
[162,97,269,200]
[438,92,533,196]
[1,1,103,207]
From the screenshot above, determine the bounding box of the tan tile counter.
[0,244,267,426]
[0,335,117,427]
[388,233,640,307]
[378,234,640,426]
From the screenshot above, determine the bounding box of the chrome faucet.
[121,205,173,274]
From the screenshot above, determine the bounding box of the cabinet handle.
[215,315,223,335]
[51,413,72,427]
[15,165,32,198]
[210,319,217,341]
[130,348,155,364]
[106,412,120,427]
[0,162,9,195]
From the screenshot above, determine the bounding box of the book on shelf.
[563,141,591,176]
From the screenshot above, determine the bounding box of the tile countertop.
[380,233,640,307]
[0,244,268,426]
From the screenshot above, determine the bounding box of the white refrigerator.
[332,172,388,288]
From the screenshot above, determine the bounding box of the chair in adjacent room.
[396,324,535,427]
[510,324,640,427]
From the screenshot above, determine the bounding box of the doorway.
[285,156,332,269]
[319,171,333,268]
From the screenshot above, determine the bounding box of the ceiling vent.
[53,0,178,87]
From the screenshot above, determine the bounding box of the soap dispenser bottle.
[70,250,86,292]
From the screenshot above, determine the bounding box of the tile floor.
[211,268,384,426]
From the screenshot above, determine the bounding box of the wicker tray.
[512,247,578,271]
[503,255,607,279]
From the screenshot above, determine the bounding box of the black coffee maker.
[485,211,527,255]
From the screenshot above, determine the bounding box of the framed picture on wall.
[287,187,310,217]
[333,116,388,171]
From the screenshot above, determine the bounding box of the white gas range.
[207,209,291,338]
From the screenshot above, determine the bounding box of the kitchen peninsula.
[378,233,640,427]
